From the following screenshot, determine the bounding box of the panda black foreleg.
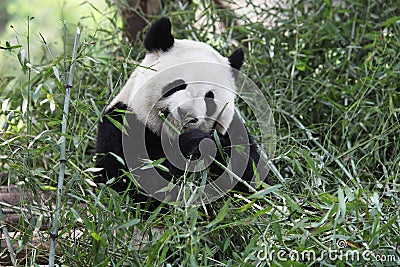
[216,132,272,193]
[178,128,213,159]
[178,128,270,193]
[94,103,130,192]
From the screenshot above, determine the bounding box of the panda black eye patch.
[205,91,214,99]
[205,91,216,116]
[162,79,187,98]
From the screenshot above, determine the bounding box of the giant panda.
[94,17,270,208]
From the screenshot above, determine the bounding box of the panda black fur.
[95,18,270,206]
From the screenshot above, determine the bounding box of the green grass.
[0,0,399,266]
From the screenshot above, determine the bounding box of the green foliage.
[0,0,399,266]
[0,0,109,76]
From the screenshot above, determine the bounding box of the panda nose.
[178,107,198,124]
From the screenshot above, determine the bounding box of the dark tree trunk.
[120,0,163,43]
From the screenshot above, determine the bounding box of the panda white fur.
[95,18,270,206]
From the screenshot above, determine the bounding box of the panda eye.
[205,91,214,99]
[205,91,216,116]
[162,80,187,98]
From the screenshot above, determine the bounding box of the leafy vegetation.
[0,0,399,266]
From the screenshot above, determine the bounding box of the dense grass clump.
[0,0,399,266]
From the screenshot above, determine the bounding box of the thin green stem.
[0,207,17,266]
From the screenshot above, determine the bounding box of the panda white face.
[110,19,243,137]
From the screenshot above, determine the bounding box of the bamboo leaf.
[338,188,346,221]
[207,198,231,228]
[116,219,140,229]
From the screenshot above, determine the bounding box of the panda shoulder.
[106,74,137,112]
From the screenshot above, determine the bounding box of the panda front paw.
[179,129,213,159]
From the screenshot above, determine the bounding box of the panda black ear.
[144,17,174,52]
[228,48,244,70]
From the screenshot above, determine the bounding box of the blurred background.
[0,0,108,76]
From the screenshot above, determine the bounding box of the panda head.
[112,17,244,136]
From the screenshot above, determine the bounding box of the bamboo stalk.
[48,27,80,267]
[27,16,32,170]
